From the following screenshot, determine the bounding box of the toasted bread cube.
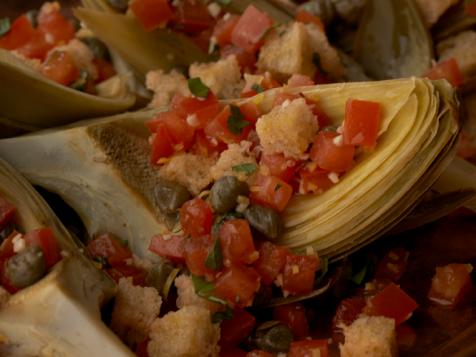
[146,69,190,109]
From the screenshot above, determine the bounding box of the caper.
[5,245,46,289]
[106,0,129,12]
[209,176,249,214]
[255,322,293,353]
[244,205,283,240]
[80,37,110,61]
[155,180,191,214]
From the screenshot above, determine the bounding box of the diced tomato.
[94,58,116,82]
[298,166,334,194]
[220,219,257,265]
[250,175,293,212]
[220,308,256,346]
[130,0,174,31]
[148,234,186,263]
[87,233,132,267]
[287,74,315,87]
[183,235,216,278]
[428,263,474,307]
[254,241,288,285]
[0,196,16,231]
[107,263,146,286]
[231,5,273,53]
[289,339,329,357]
[424,58,463,87]
[205,105,251,144]
[282,254,320,296]
[148,111,196,150]
[171,93,221,129]
[220,44,257,70]
[23,228,61,269]
[365,283,418,325]
[150,123,175,164]
[37,4,76,46]
[331,297,366,343]
[180,198,213,238]
[259,153,296,183]
[396,324,417,351]
[374,248,409,282]
[40,51,80,86]
[308,100,331,128]
[465,0,476,16]
[15,31,51,60]
[273,303,309,339]
[247,351,274,357]
[295,10,325,32]
[214,265,261,307]
[172,0,214,33]
[213,15,240,47]
[221,347,248,357]
[342,99,381,149]
[239,102,261,123]
[273,92,301,107]
[310,131,355,173]
[0,15,36,50]
[191,130,227,156]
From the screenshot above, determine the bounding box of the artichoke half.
[0,159,131,356]
[0,49,135,133]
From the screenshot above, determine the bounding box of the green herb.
[26,10,39,28]
[351,264,368,285]
[227,105,250,135]
[70,70,89,92]
[188,77,209,98]
[274,184,282,192]
[251,83,265,93]
[312,52,327,75]
[205,238,223,270]
[232,163,257,175]
[191,275,228,305]
[211,307,233,323]
[315,257,329,285]
[0,18,11,37]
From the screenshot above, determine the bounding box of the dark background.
[0,0,80,18]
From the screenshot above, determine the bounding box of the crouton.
[189,56,243,99]
[146,69,191,109]
[258,22,315,82]
[54,39,98,81]
[437,31,476,78]
[175,274,222,313]
[0,287,9,308]
[110,277,162,347]
[159,153,216,195]
[415,0,458,27]
[256,98,318,159]
[210,141,257,183]
[339,315,397,357]
[148,305,220,357]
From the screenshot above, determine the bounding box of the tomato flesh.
[172,0,214,33]
[219,219,257,265]
[289,339,329,357]
[107,263,146,286]
[231,5,273,54]
[23,228,61,269]
[428,263,474,307]
[310,131,355,173]
[214,264,261,307]
[298,166,334,194]
[40,51,80,86]
[220,308,256,346]
[332,297,366,343]
[260,153,297,183]
[180,198,213,238]
[183,235,216,279]
[213,15,240,47]
[130,0,174,31]
[254,241,288,285]
[149,111,196,150]
[37,5,76,46]
[273,303,309,339]
[150,123,175,164]
[0,15,36,50]
[87,233,132,267]
[148,234,186,264]
[282,254,320,296]
[343,99,381,149]
[424,58,463,87]
[205,105,251,144]
[250,175,293,212]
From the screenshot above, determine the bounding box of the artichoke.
[0,49,135,132]
[0,159,130,356]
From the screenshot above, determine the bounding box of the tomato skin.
[273,303,309,339]
[331,297,366,343]
[0,196,16,231]
[220,308,256,346]
[214,265,261,307]
[23,228,61,269]
[180,198,213,238]
[282,254,320,296]
[287,74,315,87]
[183,235,216,279]
[254,241,288,285]
[172,0,214,34]
[250,175,294,212]
[150,123,175,164]
[213,15,240,47]
[365,283,418,325]
[40,51,80,86]
[310,131,355,173]
[0,15,36,50]
[107,263,146,286]
[424,58,463,87]
[374,248,409,282]
[239,102,261,123]
[428,263,474,307]
[205,105,251,144]
[298,166,334,194]
[231,5,273,53]
[295,10,324,31]
[219,219,257,265]
[148,111,196,150]
[343,99,381,149]
[37,5,76,46]
[148,234,186,263]
[289,339,329,357]
[130,0,174,31]
[87,233,132,267]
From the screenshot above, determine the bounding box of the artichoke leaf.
[0,49,135,128]
[432,2,476,42]
[354,0,434,79]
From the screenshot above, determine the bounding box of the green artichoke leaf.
[353,0,434,79]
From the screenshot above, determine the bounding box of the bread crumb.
[175,274,222,313]
[210,141,257,183]
[146,69,191,109]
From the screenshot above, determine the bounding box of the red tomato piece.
[428,263,474,307]
[295,10,325,31]
[87,233,132,267]
[205,105,251,144]
[0,15,36,50]
[289,339,329,357]
[396,324,417,351]
[171,93,221,129]
[150,111,196,150]
[37,4,76,45]
[0,196,16,231]
[298,166,334,194]
[287,74,315,87]
[40,51,80,86]
[239,102,261,123]
[310,131,355,173]
[231,5,273,53]
[331,297,366,343]
[220,45,257,70]
[374,248,409,282]
[180,198,213,238]
[220,347,248,357]
[94,58,116,82]
[424,58,463,87]
[183,235,216,279]
[130,0,174,31]
[308,100,331,128]
[282,253,320,296]
[220,308,256,346]
[191,130,227,156]
[465,0,476,16]
[15,30,51,60]
[23,228,61,269]
[214,265,261,307]
[148,234,186,263]
[219,219,257,265]
[273,303,309,339]
[107,263,146,286]
[254,241,288,285]
[366,283,418,325]
[213,15,240,47]
[250,175,293,212]
[150,123,175,164]
[173,0,214,33]
[247,351,274,357]
[342,99,381,149]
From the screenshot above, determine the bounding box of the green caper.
[155,179,191,214]
[80,37,110,61]
[255,322,293,353]
[106,0,129,12]
[5,245,46,289]
[244,205,283,240]
[209,176,249,214]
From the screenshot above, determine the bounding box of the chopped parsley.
[227,105,250,135]
[232,163,257,175]
[188,77,209,98]
[0,18,11,37]
[70,70,89,92]
[251,83,265,93]
[205,238,223,270]
[191,275,228,305]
